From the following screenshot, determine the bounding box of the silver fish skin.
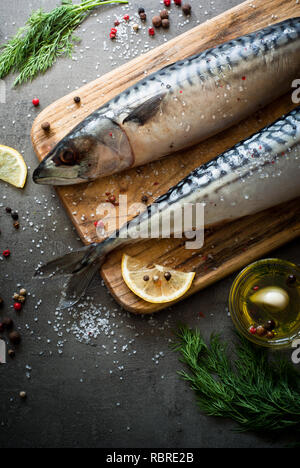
[36,106,300,308]
[33,18,300,185]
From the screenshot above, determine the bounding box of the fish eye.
[60,150,77,165]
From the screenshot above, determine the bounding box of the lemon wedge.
[0,145,27,188]
[121,254,195,304]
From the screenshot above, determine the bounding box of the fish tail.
[35,241,111,309]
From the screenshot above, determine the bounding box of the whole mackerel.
[33,18,300,185]
[36,106,300,308]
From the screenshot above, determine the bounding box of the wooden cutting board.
[31,0,300,314]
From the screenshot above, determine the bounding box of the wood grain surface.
[31,0,300,313]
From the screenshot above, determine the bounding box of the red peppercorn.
[13,302,22,311]
[123,14,130,21]
[174,0,182,4]
[114,20,120,26]
[249,326,257,335]
[148,27,155,36]
[110,32,116,39]
[32,98,40,107]
[111,27,117,34]
[3,249,10,258]
[164,0,171,5]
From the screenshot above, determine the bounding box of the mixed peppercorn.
[1,207,27,364]
[109,2,192,39]
[143,271,172,283]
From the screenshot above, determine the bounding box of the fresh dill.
[174,326,300,432]
[0,0,128,86]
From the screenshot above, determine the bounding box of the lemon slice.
[0,145,27,188]
[121,254,195,304]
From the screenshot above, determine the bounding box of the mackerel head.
[33,112,134,185]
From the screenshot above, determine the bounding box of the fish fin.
[34,243,101,278]
[123,93,165,126]
[34,248,91,277]
[34,241,109,308]
[58,261,101,309]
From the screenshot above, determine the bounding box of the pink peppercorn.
[32,98,40,107]
[249,326,257,335]
[13,302,22,311]
[110,32,116,39]
[149,27,155,36]
[2,249,10,258]
[164,0,171,5]
[174,0,182,4]
[123,14,130,21]
[114,20,120,26]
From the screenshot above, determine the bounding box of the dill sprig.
[0,0,128,86]
[174,326,300,432]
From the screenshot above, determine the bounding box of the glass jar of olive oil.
[229,259,300,348]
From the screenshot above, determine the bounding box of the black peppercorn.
[9,331,21,345]
[41,121,51,132]
[143,275,150,282]
[5,207,12,213]
[139,12,147,21]
[160,9,169,19]
[74,96,81,104]
[264,320,276,331]
[8,349,15,358]
[11,211,18,221]
[182,3,192,15]
[141,195,148,203]
[0,296,4,308]
[3,317,13,329]
[287,274,297,285]
[164,272,172,281]
[138,7,145,14]
[152,15,162,28]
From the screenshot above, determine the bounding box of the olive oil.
[229,259,300,348]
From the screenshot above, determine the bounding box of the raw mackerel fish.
[37,106,300,307]
[33,17,300,185]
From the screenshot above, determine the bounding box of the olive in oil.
[230,259,300,348]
